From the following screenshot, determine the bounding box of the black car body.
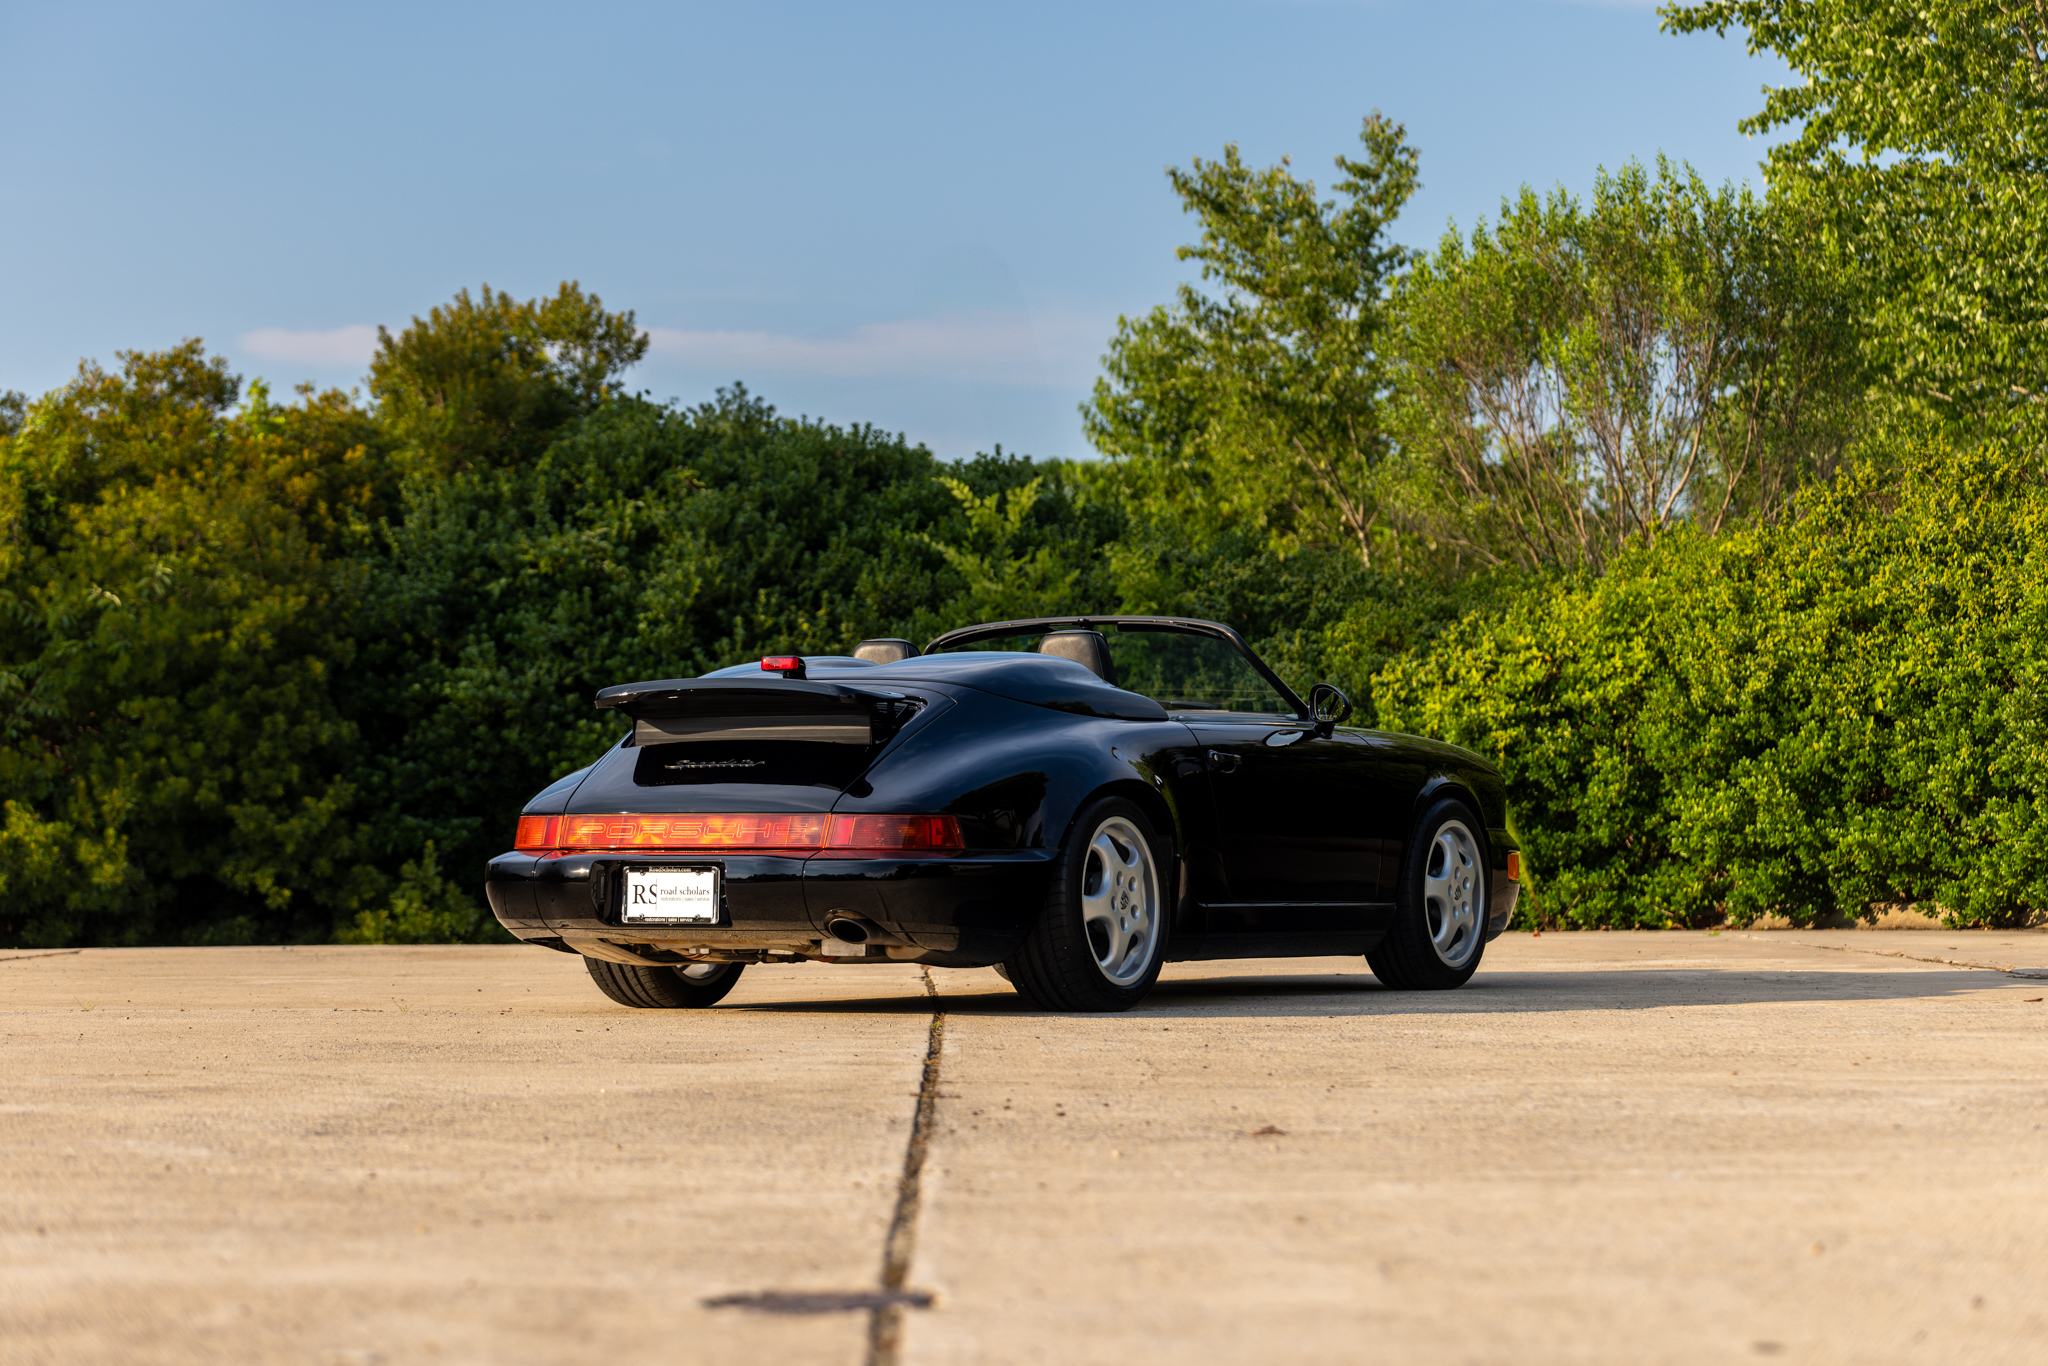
[484,617,1520,1004]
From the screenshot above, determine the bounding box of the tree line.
[3,0,2044,944]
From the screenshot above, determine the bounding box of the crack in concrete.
[866,968,945,1366]
[699,967,947,1344]
[1744,934,2043,976]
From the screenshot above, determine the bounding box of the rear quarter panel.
[817,686,1208,955]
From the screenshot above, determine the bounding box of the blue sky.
[0,0,1782,459]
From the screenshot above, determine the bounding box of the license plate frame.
[618,865,723,925]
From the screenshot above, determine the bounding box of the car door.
[1179,714,1398,937]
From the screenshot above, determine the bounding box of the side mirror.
[1309,683,1353,735]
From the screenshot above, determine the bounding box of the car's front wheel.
[1003,797,1170,1012]
[1367,797,1489,991]
[584,957,746,1008]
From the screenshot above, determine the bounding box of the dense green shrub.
[1376,433,2048,928]
[0,348,391,946]
[0,316,1116,947]
[1101,511,1514,725]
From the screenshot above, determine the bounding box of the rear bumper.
[1485,827,1520,941]
[484,848,1057,968]
[1487,870,1520,940]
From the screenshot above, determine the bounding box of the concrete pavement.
[5,932,2046,1364]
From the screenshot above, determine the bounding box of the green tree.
[1084,114,1421,565]
[1,282,1128,948]
[368,281,648,475]
[910,452,1124,628]
[1663,0,2048,414]
[0,345,388,947]
[1387,159,1862,575]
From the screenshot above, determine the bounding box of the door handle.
[1207,749,1240,774]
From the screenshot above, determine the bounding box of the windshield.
[941,625,1295,716]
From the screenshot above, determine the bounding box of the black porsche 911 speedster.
[484,616,1521,1012]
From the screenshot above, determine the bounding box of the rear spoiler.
[594,678,915,748]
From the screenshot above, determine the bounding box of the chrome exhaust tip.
[825,915,878,945]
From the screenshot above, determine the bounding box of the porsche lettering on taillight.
[558,813,830,850]
[510,812,964,856]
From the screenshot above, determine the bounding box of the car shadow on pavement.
[1137,967,2035,1017]
[727,967,2037,1018]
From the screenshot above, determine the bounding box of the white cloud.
[643,308,1112,390]
[235,309,1122,391]
[238,324,379,369]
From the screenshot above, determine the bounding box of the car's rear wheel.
[1367,797,1488,991]
[1003,797,1170,1012]
[584,957,745,1008]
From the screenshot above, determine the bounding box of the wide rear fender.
[840,687,1201,856]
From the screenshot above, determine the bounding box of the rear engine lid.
[582,678,931,805]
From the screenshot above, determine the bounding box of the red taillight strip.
[812,814,963,858]
[512,812,963,855]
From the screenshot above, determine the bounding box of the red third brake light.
[510,812,964,856]
[761,655,805,677]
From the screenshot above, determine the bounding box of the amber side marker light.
[514,815,560,851]
[1506,851,1522,881]
[513,813,963,856]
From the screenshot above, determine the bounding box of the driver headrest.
[1037,630,1117,686]
[853,638,919,664]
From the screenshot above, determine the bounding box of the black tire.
[584,957,745,1008]
[1004,797,1171,1012]
[1368,797,1489,991]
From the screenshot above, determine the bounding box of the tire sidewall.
[1033,796,1173,1010]
[1392,796,1489,989]
[671,960,745,1006]
[585,955,746,1008]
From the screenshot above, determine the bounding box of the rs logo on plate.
[621,868,720,924]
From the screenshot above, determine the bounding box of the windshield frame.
[924,615,1309,720]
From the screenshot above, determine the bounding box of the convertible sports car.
[484,616,1520,1012]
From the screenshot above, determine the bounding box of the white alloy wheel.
[1080,815,1161,985]
[1423,818,1483,968]
[679,962,730,982]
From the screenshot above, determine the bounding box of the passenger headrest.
[853,638,920,664]
[1037,630,1117,686]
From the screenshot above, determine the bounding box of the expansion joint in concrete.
[866,967,945,1366]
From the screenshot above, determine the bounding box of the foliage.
[1097,510,1511,723]
[1387,158,1863,574]
[0,278,1119,947]
[15,43,2048,948]
[1376,433,2048,928]
[368,281,649,476]
[1663,0,2048,415]
[0,345,389,946]
[909,454,1124,631]
[1084,114,1421,564]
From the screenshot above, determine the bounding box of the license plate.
[619,866,721,924]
